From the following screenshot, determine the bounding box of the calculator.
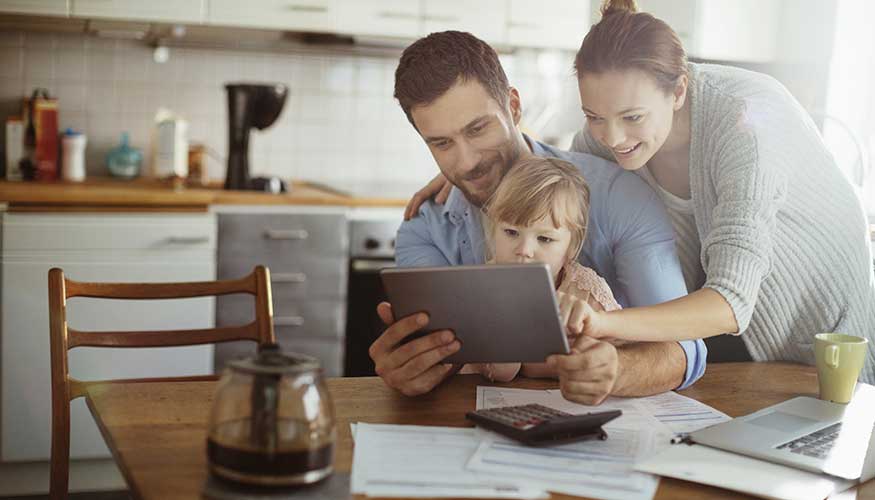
[465,403,622,446]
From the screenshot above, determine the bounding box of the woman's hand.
[557,290,611,339]
[404,173,452,220]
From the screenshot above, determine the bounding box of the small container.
[106,132,143,179]
[5,117,23,181]
[207,345,336,487]
[61,128,87,182]
[187,143,208,187]
[152,109,188,179]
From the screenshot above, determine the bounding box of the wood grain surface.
[85,363,874,500]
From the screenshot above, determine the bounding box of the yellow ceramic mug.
[814,333,868,403]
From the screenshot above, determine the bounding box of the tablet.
[379,263,570,364]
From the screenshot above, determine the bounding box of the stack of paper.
[352,386,733,499]
[350,423,548,499]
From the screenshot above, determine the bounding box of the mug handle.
[826,344,840,368]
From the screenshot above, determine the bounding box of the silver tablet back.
[380,263,570,364]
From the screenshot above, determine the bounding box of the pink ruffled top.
[557,261,622,312]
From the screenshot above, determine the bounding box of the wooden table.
[85,363,874,499]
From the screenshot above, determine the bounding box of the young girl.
[461,156,622,382]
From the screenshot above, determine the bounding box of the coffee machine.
[224,83,288,191]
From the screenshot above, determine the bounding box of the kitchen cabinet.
[71,0,205,24]
[214,209,348,377]
[0,213,216,462]
[0,0,68,16]
[335,0,420,39]
[422,0,507,45]
[507,0,590,51]
[637,0,780,63]
[208,0,336,32]
[636,0,697,51]
[693,0,780,63]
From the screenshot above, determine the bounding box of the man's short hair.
[394,31,510,128]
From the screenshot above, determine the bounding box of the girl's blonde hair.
[483,156,590,263]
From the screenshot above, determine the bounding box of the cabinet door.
[0,0,67,16]
[1,257,215,461]
[637,0,697,52]
[421,0,507,45]
[335,0,420,39]
[694,0,780,62]
[71,0,205,23]
[208,0,335,31]
[507,0,590,51]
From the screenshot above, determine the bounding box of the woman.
[406,0,875,383]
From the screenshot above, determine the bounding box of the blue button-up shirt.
[395,137,706,389]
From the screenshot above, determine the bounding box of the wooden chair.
[48,265,276,500]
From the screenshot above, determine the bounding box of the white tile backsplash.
[54,48,86,82]
[0,48,23,78]
[1,31,579,188]
[23,48,55,80]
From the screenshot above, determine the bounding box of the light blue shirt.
[395,136,707,389]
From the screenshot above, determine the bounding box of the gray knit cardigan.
[572,63,875,384]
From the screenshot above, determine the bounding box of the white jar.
[153,117,188,179]
[61,129,87,182]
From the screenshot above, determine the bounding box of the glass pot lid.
[228,344,321,376]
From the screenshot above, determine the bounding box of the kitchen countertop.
[0,178,408,211]
[2,180,873,242]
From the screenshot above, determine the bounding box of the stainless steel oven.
[344,211,402,376]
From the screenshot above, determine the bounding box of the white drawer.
[1,213,217,251]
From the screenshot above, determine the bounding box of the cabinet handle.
[508,21,539,29]
[275,316,305,327]
[423,14,460,22]
[272,272,307,283]
[377,11,418,20]
[166,236,211,244]
[283,4,328,13]
[264,229,309,240]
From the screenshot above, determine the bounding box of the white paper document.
[476,386,730,435]
[635,442,855,500]
[632,390,731,434]
[472,386,665,500]
[350,422,548,499]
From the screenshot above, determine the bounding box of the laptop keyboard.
[775,422,842,459]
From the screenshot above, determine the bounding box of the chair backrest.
[48,265,276,499]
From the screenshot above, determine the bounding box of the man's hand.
[369,302,461,396]
[546,336,619,405]
[404,173,452,220]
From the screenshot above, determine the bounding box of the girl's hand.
[557,291,611,339]
[404,173,452,220]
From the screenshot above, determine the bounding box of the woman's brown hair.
[574,0,688,93]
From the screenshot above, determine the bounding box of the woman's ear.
[508,87,522,125]
[672,74,688,111]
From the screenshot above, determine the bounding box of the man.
[369,31,707,404]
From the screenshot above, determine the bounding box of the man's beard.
[454,140,524,207]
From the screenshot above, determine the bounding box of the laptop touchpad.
[748,411,822,433]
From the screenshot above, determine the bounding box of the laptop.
[690,383,875,481]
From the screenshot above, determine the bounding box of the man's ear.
[672,75,688,111]
[508,87,522,125]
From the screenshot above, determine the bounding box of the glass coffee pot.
[207,345,336,486]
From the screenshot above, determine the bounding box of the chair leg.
[49,402,70,499]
